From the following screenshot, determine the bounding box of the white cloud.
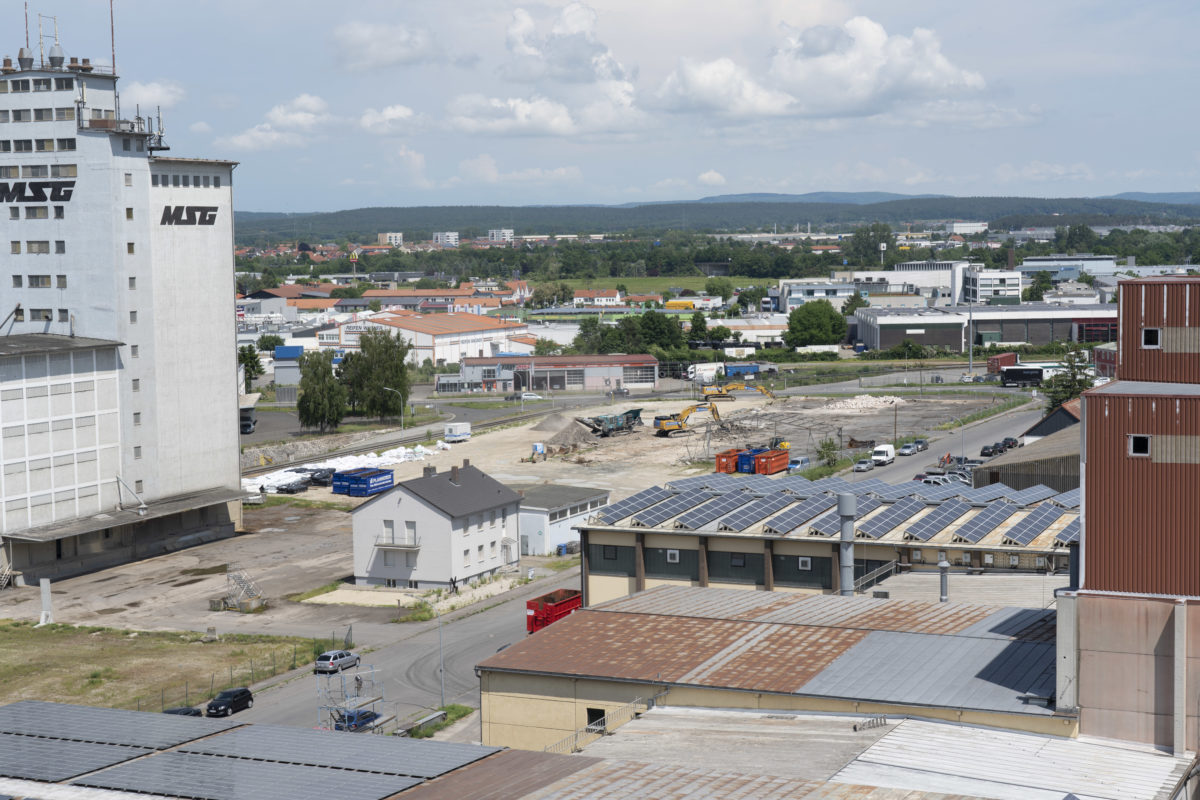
[503,3,629,83]
[188,121,212,134]
[447,94,577,136]
[265,94,335,130]
[455,154,581,184]
[390,145,433,189]
[995,161,1095,183]
[359,104,417,135]
[658,58,794,116]
[217,95,335,151]
[122,80,185,110]
[650,177,689,192]
[216,124,307,151]
[332,22,439,71]
[698,170,726,186]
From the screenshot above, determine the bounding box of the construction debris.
[821,394,905,411]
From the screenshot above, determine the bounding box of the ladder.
[0,563,11,590]
[225,566,263,607]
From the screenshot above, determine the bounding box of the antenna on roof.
[24,2,29,49]
[110,0,116,75]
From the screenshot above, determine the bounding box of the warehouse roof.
[462,354,658,367]
[478,586,1059,718]
[367,312,524,336]
[0,333,121,358]
[989,425,1080,468]
[510,483,610,511]
[1087,379,1200,397]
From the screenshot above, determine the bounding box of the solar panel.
[718,491,795,532]
[595,486,675,523]
[913,484,966,502]
[869,483,920,501]
[1050,488,1081,509]
[0,701,237,749]
[852,478,890,493]
[857,497,927,539]
[954,501,1018,543]
[1004,504,1067,546]
[674,491,756,529]
[810,497,882,536]
[1009,484,1058,506]
[74,751,420,800]
[0,733,151,781]
[762,494,837,534]
[664,475,715,492]
[631,490,715,527]
[905,499,972,541]
[774,475,815,494]
[1056,517,1081,544]
[958,483,1015,504]
[809,476,853,493]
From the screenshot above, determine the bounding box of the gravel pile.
[532,413,573,432]
[822,394,905,411]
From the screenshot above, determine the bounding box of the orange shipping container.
[754,449,790,475]
[714,448,743,474]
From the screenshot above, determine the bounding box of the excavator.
[701,382,776,402]
[653,402,722,436]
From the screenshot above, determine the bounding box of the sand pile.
[546,421,596,448]
[532,413,573,432]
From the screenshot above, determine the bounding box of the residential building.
[317,312,529,365]
[854,304,1117,352]
[776,279,858,311]
[352,461,519,589]
[1043,280,1100,305]
[432,231,459,248]
[946,221,988,235]
[377,231,404,247]
[960,266,1022,305]
[0,35,241,584]
[487,228,514,244]
[512,483,609,556]
[573,289,622,307]
[436,354,659,393]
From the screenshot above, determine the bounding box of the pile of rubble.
[822,394,905,411]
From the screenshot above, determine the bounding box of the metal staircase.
[0,563,12,590]
[223,566,264,609]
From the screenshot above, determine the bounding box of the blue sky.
[24,1,1200,211]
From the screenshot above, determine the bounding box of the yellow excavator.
[653,402,722,436]
[701,382,776,402]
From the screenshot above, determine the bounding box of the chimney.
[461,458,470,469]
[450,465,459,485]
[423,466,435,478]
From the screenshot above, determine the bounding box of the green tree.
[237,345,263,393]
[357,329,412,422]
[255,334,284,352]
[1042,345,1094,413]
[783,301,847,348]
[1022,270,1054,302]
[639,310,684,350]
[533,338,560,355]
[817,438,839,467]
[844,223,895,266]
[297,350,347,432]
[689,311,708,340]
[368,299,382,312]
[572,317,607,353]
[705,277,734,302]
[709,325,732,343]
[841,292,869,315]
[736,286,767,311]
[414,277,444,289]
[336,351,368,413]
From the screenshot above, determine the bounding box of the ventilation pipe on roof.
[423,466,436,478]
[939,558,951,602]
[450,465,459,485]
[48,42,64,68]
[17,47,33,70]
[461,458,470,469]
[838,492,855,597]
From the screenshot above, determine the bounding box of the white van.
[871,444,895,466]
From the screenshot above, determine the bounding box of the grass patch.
[934,395,1032,430]
[179,564,228,577]
[251,495,354,511]
[544,556,580,572]
[407,704,475,738]
[287,580,346,603]
[395,601,436,623]
[797,455,863,480]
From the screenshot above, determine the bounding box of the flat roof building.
[854,304,1118,352]
[437,354,659,393]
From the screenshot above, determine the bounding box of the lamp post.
[434,602,445,709]
[382,386,405,432]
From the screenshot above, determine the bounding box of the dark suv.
[1002,436,1020,450]
[980,444,995,458]
[206,687,253,717]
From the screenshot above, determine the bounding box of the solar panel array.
[762,494,837,534]
[913,484,967,502]
[630,490,714,527]
[0,701,237,748]
[595,486,676,523]
[1056,518,1081,544]
[1050,488,1081,509]
[0,732,151,781]
[718,491,795,531]
[810,497,883,536]
[954,501,1018,543]
[906,499,972,541]
[959,484,1015,504]
[673,491,755,529]
[858,497,928,539]
[1004,503,1067,546]
[1010,484,1058,506]
[869,483,920,501]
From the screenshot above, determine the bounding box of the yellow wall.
[589,531,634,546]
[645,533,697,550]
[644,577,696,591]
[587,573,636,605]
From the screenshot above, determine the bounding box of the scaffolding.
[316,664,395,734]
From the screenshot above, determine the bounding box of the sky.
[19,1,1200,211]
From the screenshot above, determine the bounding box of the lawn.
[0,620,324,712]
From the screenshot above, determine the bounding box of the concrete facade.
[514,484,609,556]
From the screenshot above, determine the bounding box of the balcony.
[374,535,420,550]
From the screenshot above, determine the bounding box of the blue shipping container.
[737,448,767,473]
[274,345,304,360]
[332,468,394,497]
[725,363,759,377]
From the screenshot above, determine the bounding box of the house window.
[1142,328,1161,349]
[13,308,22,321]
[55,78,74,91]
[463,549,470,567]
[665,549,680,564]
[477,544,484,562]
[28,275,50,288]
[54,241,65,254]
[123,138,131,151]
[14,140,32,152]
[32,78,50,92]
[10,242,19,254]
[27,241,50,254]
[1129,434,1150,457]
[383,550,395,567]
[133,446,142,459]
[11,276,19,288]
[151,175,158,187]
[53,206,64,219]
[384,578,397,587]
[1009,554,1020,568]
[133,412,141,425]
[126,243,135,254]
[132,379,140,392]
[128,277,136,289]
[134,480,143,493]
[35,139,54,152]
[11,109,30,122]
[56,275,66,289]
[124,173,132,187]
[125,208,133,220]
[130,345,139,358]
[55,106,74,120]
[57,309,67,322]
[129,311,137,323]
[602,545,618,560]
[8,208,16,220]
[25,207,47,220]
[33,108,52,121]
[214,176,221,188]
[50,164,76,178]
[730,553,746,568]
[30,308,51,321]
[490,540,497,557]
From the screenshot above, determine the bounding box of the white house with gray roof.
[512,484,610,556]
[351,460,521,589]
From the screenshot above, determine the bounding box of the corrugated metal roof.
[832,719,1193,800]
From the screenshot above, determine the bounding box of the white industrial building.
[0,34,241,583]
[432,231,459,248]
[946,221,988,235]
[959,266,1023,304]
[487,228,514,243]
[317,312,530,365]
[512,483,609,556]
[352,461,520,589]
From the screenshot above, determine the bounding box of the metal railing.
[543,689,670,755]
[854,559,898,593]
[374,535,420,549]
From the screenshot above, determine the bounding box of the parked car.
[1002,436,1021,450]
[504,393,521,401]
[992,441,1007,453]
[912,473,928,482]
[980,445,995,457]
[930,375,944,384]
[239,420,256,434]
[334,709,381,732]
[607,387,630,398]
[853,459,875,472]
[898,443,918,456]
[521,392,543,401]
[912,439,929,452]
[163,707,203,717]
[314,650,361,674]
[206,688,253,717]
[274,478,308,494]
[787,457,812,473]
[922,475,951,486]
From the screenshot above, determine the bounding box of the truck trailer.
[1000,366,1044,387]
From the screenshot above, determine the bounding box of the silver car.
[314,649,360,674]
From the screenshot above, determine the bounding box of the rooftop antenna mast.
[24,2,29,48]
[36,14,59,67]
[110,0,117,74]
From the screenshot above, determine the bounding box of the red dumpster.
[714,448,743,474]
[526,588,582,634]
[754,449,789,475]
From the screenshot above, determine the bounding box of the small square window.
[124,173,133,187]
[1009,554,1020,567]
[130,345,139,358]
[1129,434,1150,457]
[54,241,65,254]
[1142,328,1161,349]
[56,275,66,289]
[127,243,135,254]
[135,480,143,493]
[665,549,680,564]
[128,277,136,289]
[125,208,133,220]
[129,311,137,323]
[53,206,63,219]
[602,545,618,561]
[11,276,20,288]
[132,379,140,392]
[133,412,141,425]
[8,208,17,220]
[798,556,811,570]
[730,553,746,568]
[123,138,131,151]
[57,309,67,322]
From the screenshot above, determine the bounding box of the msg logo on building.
[160,206,218,226]
[0,181,75,202]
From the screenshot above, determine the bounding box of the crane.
[700,383,776,402]
[652,403,722,436]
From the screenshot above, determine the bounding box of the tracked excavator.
[653,402,722,436]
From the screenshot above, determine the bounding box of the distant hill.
[1105,192,1200,205]
[692,191,946,205]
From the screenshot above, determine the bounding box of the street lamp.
[382,386,405,431]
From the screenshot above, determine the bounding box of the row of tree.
[296,330,411,432]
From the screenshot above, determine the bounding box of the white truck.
[686,362,723,383]
[871,444,895,466]
[443,422,471,443]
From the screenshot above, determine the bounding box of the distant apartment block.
[433,231,460,248]
[946,222,988,235]
[377,232,404,247]
[488,228,515,244]
[961,267,1022,305]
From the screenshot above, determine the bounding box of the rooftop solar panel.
[913,484,967,502]
[857,497,927,539]
[809,477,852,493]
[0,733,152,781]
[1004,504,1067,546]
[74,751,420,800]
[718,491,795,532]
[0,701,237,749]
[631,490,715,527]
[673,491,756,530]
[869,483,921,501]
[762,494,837,534]
[1056,517,1081,544]
[595,486,675,524]
[954,501,1018,543]
[905,499,972,541]
[663,475,714,492]
[958,483,1015,504]
[810,497,883,536]
[1050,488,1081,509]
[1009,484,1058,506]
[852,478,890,493]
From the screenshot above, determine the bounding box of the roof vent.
[79,58,93,72]
[67,56,81,71]
[1,57,13,74]
[423,466,436,478]
[17,47,33,71]
[450,466,460,485]
[48,43,65,69]
[462,458,470,468]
